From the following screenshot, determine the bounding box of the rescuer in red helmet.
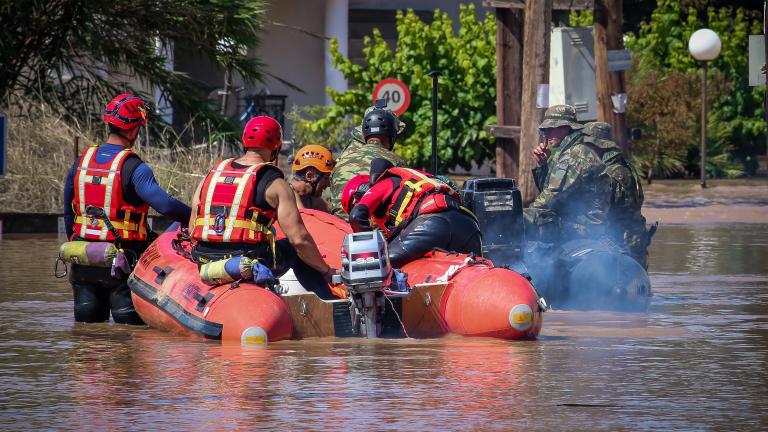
[62,94,192,324]
[188,116,338,298]
[342,158,482,268]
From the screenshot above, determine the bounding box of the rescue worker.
[582,122,651,268]
[289,144,334,212]
[524,105,611,242]
[188,116,338,298]
[63,94,191,324]
[324,102,407,219]
[343,158,482,268]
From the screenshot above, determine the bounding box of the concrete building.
[171,0,489,138]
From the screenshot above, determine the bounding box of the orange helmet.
[292,144,335,174]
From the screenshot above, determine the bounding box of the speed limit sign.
[372,78,411,116]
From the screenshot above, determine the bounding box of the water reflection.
[0,226,767,430]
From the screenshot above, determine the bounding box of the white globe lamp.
[688,29,721,188]
[688,29,722,61]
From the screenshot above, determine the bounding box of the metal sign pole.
[427,70,441,174]
[0,113,6,179]
[701,61,708,189]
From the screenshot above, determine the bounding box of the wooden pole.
[594,0,629,155]
[764,0,767,159]
[519,0,552,204]
[494,8,524,180]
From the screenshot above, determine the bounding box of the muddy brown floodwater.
[1,224,767,430]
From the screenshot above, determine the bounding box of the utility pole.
[519,0,552,204]
[764,0,767,159]
[493,8,524,180]
[594,0,629,155]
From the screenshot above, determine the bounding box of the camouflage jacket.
[324,137,407,220]
[524,131,612,241]
[594,142,648,266]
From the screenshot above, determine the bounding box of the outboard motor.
[340,231,392,338]
[461,178,524,264]
[559,239,651,311]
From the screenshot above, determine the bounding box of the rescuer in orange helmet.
[289,144,334,212]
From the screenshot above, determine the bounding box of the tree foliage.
[300,5,497,171]
[0,0,265,138]
[625,0,764,177]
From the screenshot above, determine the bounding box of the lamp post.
[688,29,721,188]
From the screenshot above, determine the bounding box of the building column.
[324,0,348,105]
[155,38,174,124]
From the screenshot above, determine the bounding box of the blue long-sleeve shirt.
[63,144,191,238]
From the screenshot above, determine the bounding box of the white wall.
[249,0,329,137]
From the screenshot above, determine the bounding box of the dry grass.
[0,103,291,214]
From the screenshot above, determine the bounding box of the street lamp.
[688,29,721,188]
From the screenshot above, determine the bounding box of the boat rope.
[172,229,194,261]
[435,255,492,283]
[383,293,410,339]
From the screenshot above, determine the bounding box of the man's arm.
[131,163,192,224]
[313,197,331,213]
[188,179,204,230]
[266,177,332,275]
[348,178,396,233]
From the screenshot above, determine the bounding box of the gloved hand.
[252,262,276,284]
[388,269,409,292]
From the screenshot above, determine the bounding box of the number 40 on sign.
[372,78,411,117]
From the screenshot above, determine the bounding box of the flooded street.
[1,225,767,430]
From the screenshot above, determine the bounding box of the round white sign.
[372,78,411,116]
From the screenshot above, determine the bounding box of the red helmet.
[243,116,283,151]
[103,94,147,129]
[341,174,371,215]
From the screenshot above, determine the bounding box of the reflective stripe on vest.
[100,150,130,240]
[76,147,97,238]
[223,164,259,242]
[201,159,230,241]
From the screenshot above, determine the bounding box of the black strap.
[85,205,122,246]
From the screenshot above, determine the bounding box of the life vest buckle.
[213,207,229,234]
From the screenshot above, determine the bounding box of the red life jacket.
[71,145,149,242]
[371,167,462,237]
[191,159,278,245]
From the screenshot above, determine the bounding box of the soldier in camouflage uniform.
[324,105,407,220]
[582,122,651,268]
[524,105,612,242]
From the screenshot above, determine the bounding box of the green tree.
[0,0,265,137]
[302,5,497,171]
[626,0,764,176]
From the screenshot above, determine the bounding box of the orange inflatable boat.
[129,210,543,343]
[127,231,293,344]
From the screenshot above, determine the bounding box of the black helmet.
[362,107,399,145]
